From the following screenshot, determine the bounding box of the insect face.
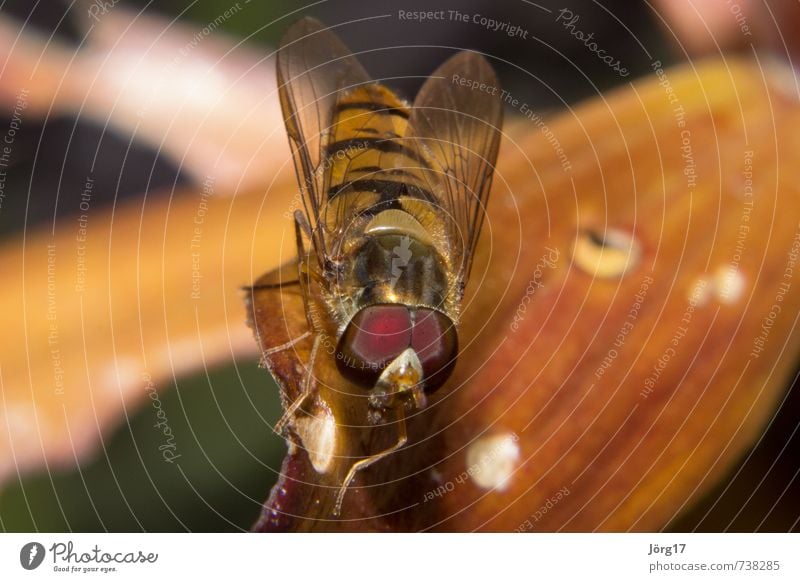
[335,303,459,405]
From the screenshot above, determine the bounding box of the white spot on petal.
[573,228,640,278]
[466,432,520,491]
[714,266,745,304]
[293,403,337,474]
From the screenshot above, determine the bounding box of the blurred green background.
[0,363,285,532]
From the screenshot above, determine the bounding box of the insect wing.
[406,52,503,281]
[276,17,371,262]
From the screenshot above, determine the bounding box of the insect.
[249,17,502,515]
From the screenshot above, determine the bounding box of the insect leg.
[274,332,322,435]
[294,208,313,239]
[260,330,312,357]
[333,405,408,516]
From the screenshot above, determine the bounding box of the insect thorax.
[337,231,449,315]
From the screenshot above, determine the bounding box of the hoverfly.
[249,17,502,516]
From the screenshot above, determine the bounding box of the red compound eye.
[336,304,458,392]
[411,308,458,393]
[336,305,412,386]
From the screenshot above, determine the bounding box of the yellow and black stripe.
[323,84,437,218]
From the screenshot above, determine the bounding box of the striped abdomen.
[322,85,438,228]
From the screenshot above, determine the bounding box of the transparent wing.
[405,51,503,281]
[276,17,372,263]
